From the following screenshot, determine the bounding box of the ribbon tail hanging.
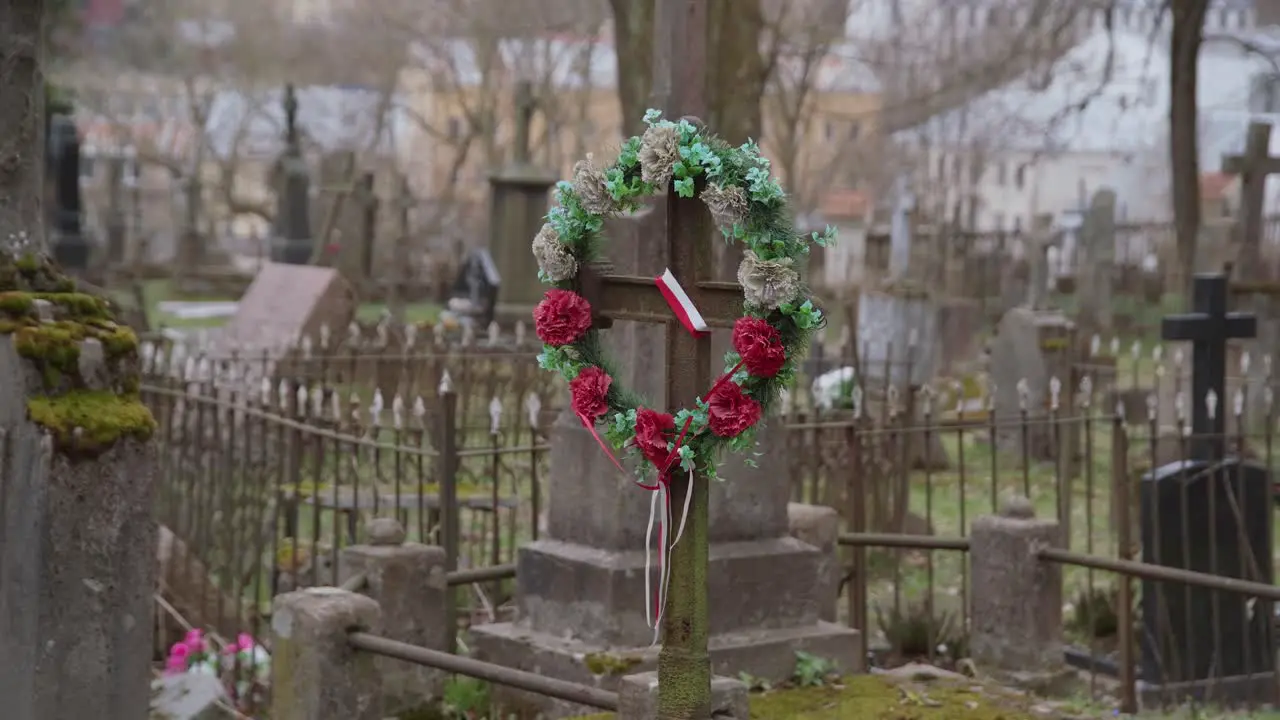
[668,467,695,550]
[643,488,659,632]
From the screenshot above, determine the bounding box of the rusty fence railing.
[347,632,621,712]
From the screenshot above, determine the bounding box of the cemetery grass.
[569,674,1050,719]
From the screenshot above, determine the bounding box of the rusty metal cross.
[576,1,731,716]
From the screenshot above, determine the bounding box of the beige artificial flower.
[701,183,749,229]
[531,223,578,282]
[639,124,680,189]
[737,250,801,309]
[572,153,618,215]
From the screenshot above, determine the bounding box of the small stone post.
[618,672,749,720]
[339,518,448,713]
[270,587,383,720]
[969,496,1068,690]
[0,251,158,720]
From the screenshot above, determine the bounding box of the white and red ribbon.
[574,269,725,645]
[656,268,710,337]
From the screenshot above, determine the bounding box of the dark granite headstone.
[446,249,500,328]
[270,85,313,265]
[1140,274,1275,700]
[47,115,90,270]
[1139,458,1274,687]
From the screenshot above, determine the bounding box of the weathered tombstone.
[990,301,1076,461]
[47,114,92,273]
[102,147,129,266]
[1140,274,1275,702]
[218,263,356,375]
[887,174,914,281]
[857,183,940,387]
[444,248,500,329]
[490,81,556,324]
[271,85,313,266]
[1077,189,1116,336]
[0,250,157,719]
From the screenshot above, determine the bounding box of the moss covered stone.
[582,652,642,676]
[27,391,156,455]
[571,676,1041,720]
[0,251,153,460]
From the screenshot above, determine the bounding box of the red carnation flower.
[633,407,676,467]
[732,316,787,379]
[570,366,612,422]
[706,381,762,438]
[534,289,593,347]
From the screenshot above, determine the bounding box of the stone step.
[511,536,829,648]
[472,617,861,719]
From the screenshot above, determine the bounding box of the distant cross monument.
[271,84,314,265]
[887,174,915,280]
[489,81,556,323]
[1222,122,1280,283]
[1160,274,1257,459]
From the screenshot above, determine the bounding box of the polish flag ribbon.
[656,269,709,337]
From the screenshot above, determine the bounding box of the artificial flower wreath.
[532,110,834,481]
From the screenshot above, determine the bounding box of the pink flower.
[237,633,256,651]
[184,629,204,643]
[169,642,190,660]
[223,644,239,656]
[164,655,188,675]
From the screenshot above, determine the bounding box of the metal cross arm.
[1159,274,1257,461]
[579,264,742,330]
[1161,275,1257,343]
[1161,313,1257,342]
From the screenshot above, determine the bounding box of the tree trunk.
[1170,0,1209,304]
[0,0,47,245]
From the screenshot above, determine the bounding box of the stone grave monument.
[1076,189,1116,338]
[990,215,1077,460]
[490,82,556,325]
[0,250,157,719]
[217,263,356,379]
[472,411,860,717]
[1140,274,1274,703]
[48,114,95,277]
[271,84,314,266]
[857,174,940,387]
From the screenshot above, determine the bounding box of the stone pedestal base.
[473,620,859,718]
[472,538,860,718]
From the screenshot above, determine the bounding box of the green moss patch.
[6,320,139,391]
[583,652,643,676]
[0,252,79,294]
[572,676,1040,720]
[27,390,156,457]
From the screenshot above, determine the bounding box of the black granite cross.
[1160,274,1256,460]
